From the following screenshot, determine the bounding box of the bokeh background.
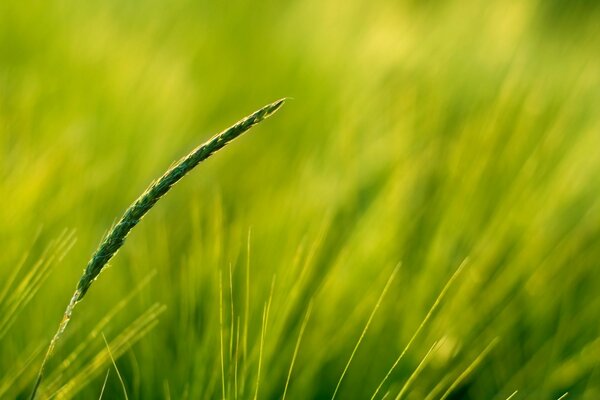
[1,0,600,398]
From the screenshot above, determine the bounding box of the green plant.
[29,98,287,399]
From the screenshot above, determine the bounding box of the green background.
[1,0,599,398]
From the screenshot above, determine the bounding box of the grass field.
[1,0,600,398]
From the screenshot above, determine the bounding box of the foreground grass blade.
[29,98,287,399]
[332,264,400,400]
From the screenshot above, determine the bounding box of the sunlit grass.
[1,0,600,398]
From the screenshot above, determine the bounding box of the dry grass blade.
[29,98,287,399]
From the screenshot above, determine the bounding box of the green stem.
[29,98,287,399]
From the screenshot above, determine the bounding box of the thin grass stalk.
[29,98,287,399]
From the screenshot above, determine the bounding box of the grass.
[2,0,600,398]
[332,263,399,400]
[29,99,286,399]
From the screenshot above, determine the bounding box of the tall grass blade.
[282,300,313,400]
[102,333,129,400]
[332,263,400,400]
[29,98,287,399]
[98,369,110,400]
[371,258,468,399]
[394,340,439,400]
[439,338,500,400]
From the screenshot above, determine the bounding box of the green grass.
[28,98,286,399]
[1,0,600,398]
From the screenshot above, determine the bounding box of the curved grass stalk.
[29,98,287,399]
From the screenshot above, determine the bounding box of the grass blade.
[332,263,400,400]
[29,98,287,399]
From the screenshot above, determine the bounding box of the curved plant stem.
[29,98,287,399]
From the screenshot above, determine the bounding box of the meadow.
[1,0,599,398]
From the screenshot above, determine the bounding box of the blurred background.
[1,0,599,398]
